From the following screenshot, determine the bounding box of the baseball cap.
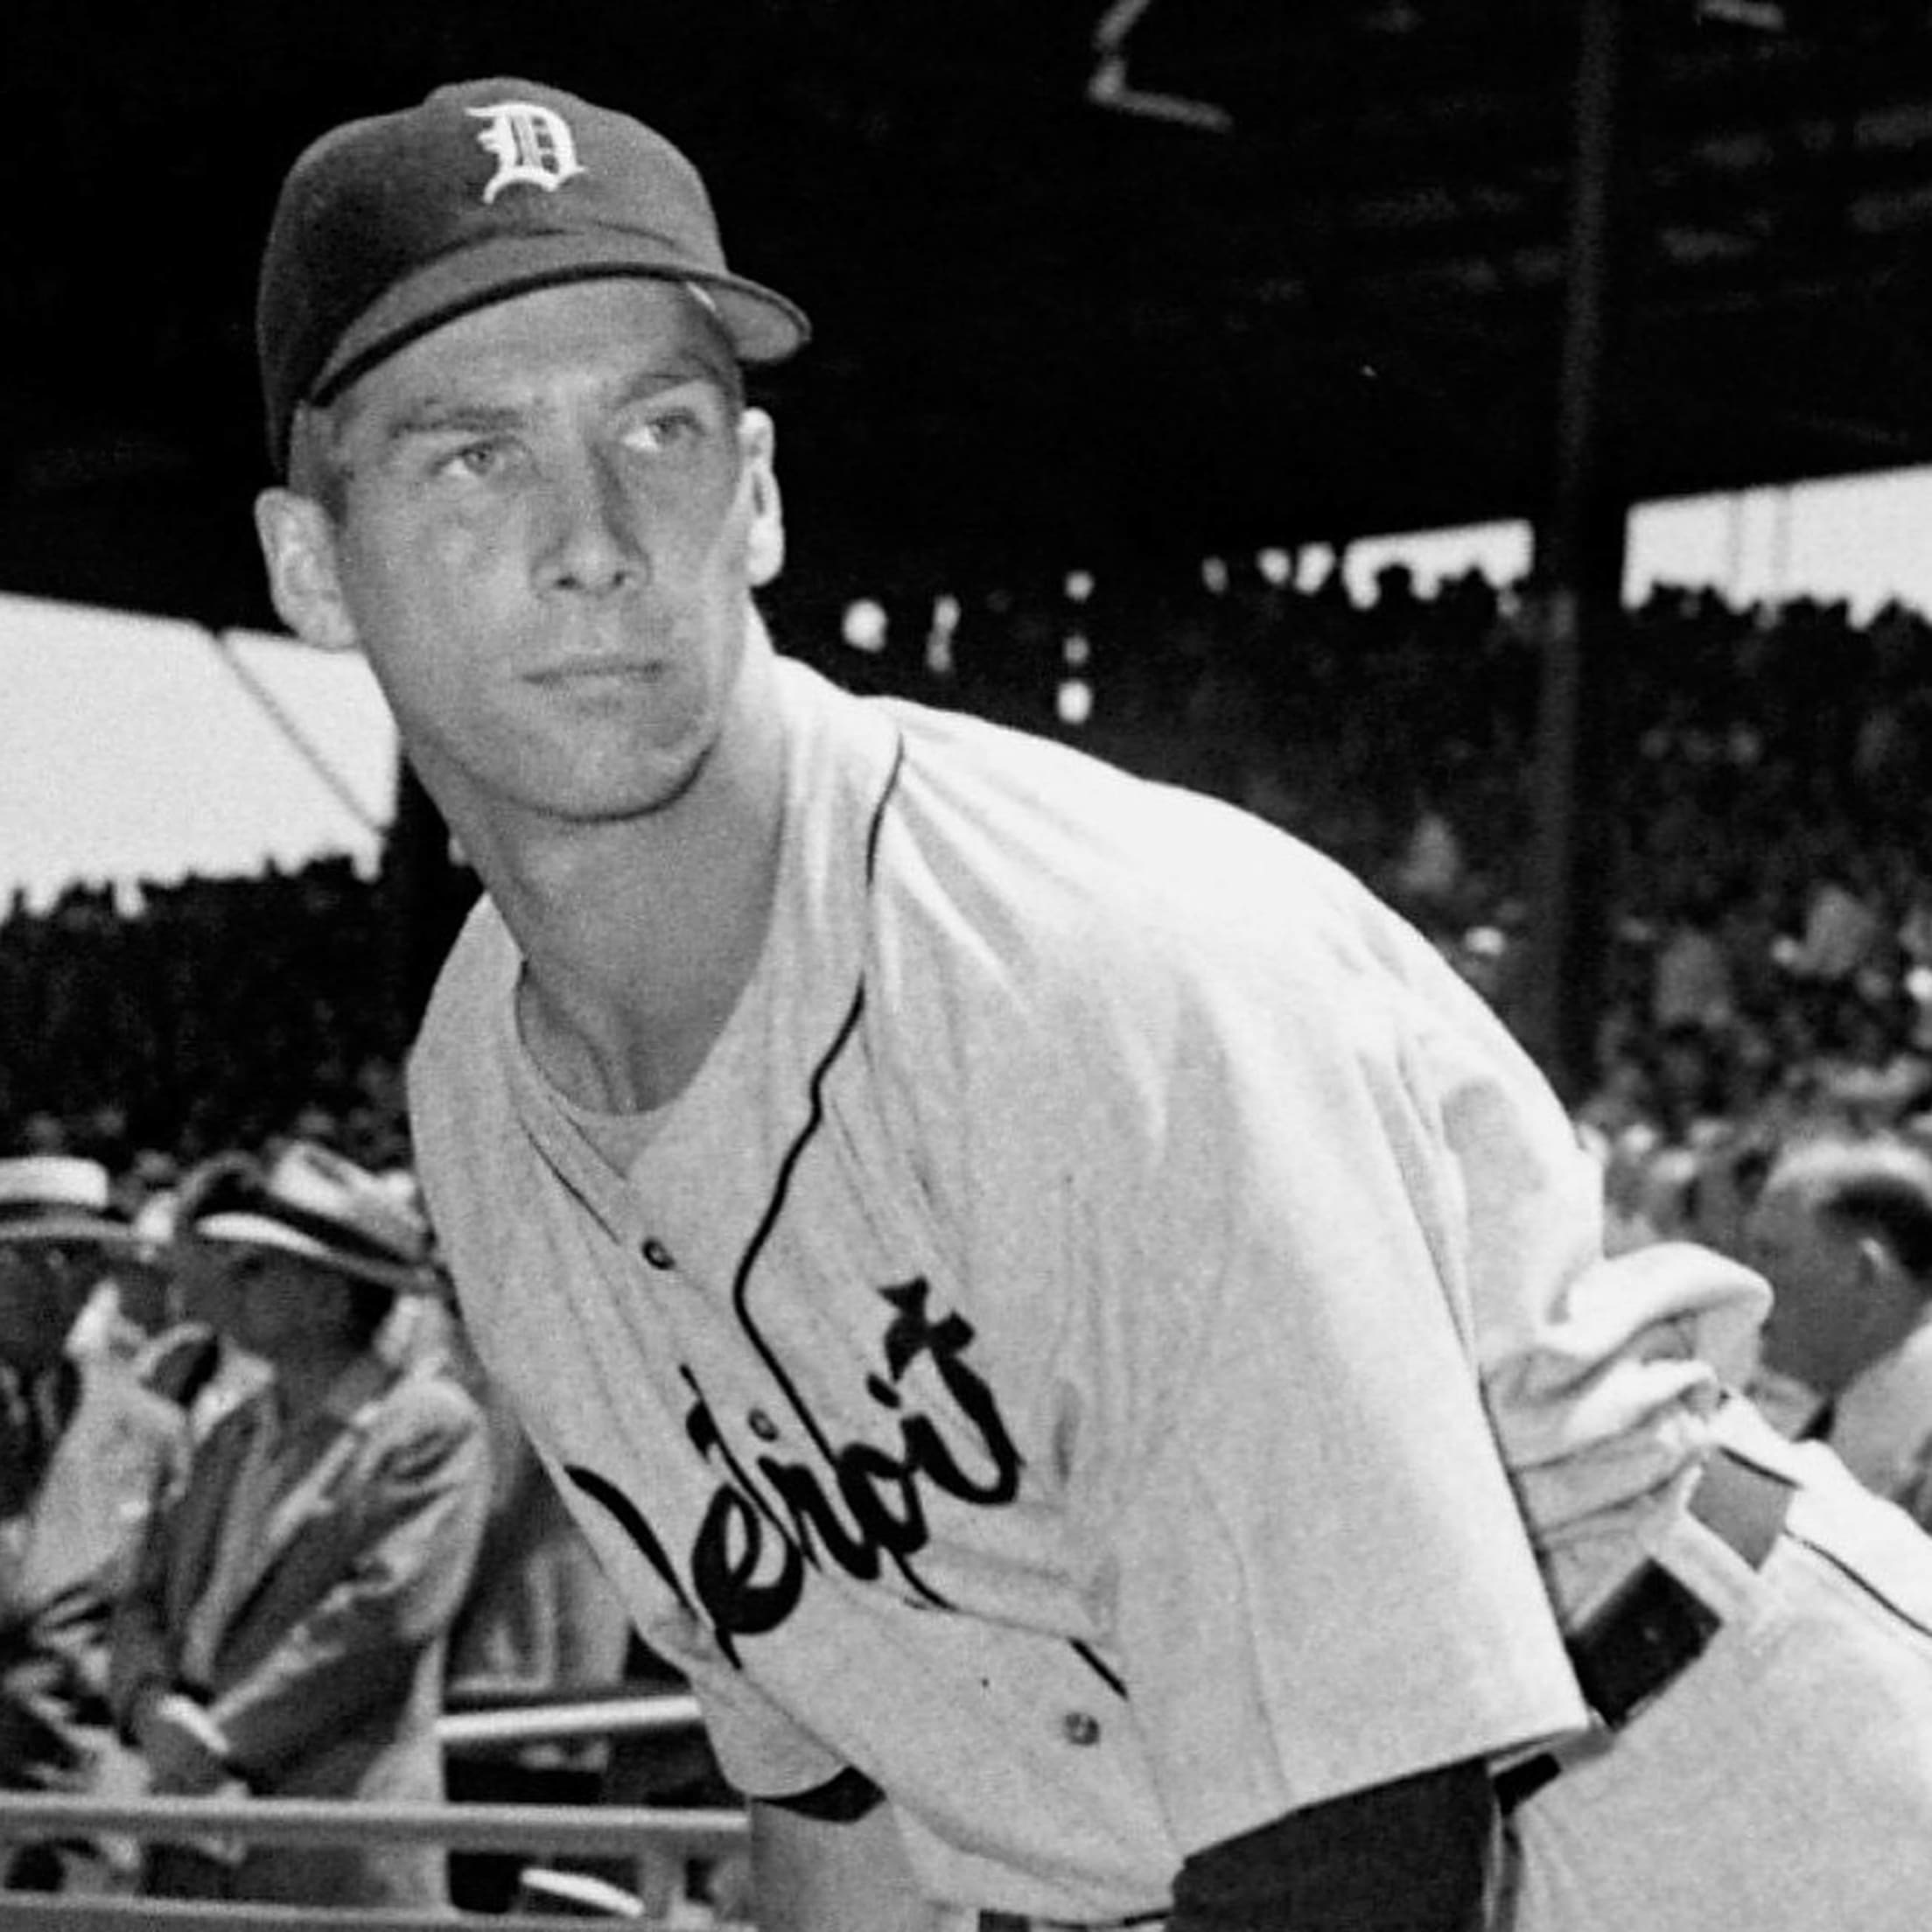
[177,1142,442,1297]
[0,1156,139,1251]
[256,77,811,474]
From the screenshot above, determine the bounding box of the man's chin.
[553,741,715,824]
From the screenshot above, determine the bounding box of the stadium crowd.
[9,551,1932,1186]
[8,552,1932,1907]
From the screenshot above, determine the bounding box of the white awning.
[0,594,397,914]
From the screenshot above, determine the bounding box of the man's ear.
[1854,1234,1892,1286]
[738,408,785,589]
[254,488,359,651]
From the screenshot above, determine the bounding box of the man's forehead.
[351,276,740,412]
[1758,1161,1870,1242]
[1755,1167,1816,1213]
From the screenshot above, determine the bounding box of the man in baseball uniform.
[249,77,1932,1932]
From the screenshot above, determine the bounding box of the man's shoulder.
[409,897,522,1176]
[367,1357,490,1448]
[870,693,1442,1009]
[415,895,517,1074]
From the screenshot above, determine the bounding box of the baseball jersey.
[410,657,1770,1922]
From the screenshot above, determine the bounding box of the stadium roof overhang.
[7,0,1932,620]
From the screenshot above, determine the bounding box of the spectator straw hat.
[178,1143,440,1296]
[256,75,811,472]
[0,1156,139,1249]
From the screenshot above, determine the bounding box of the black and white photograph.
[8,6,1932,1928]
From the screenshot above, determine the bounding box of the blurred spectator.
[17,561,1932,1173]
[66,1191,183,1369]
[129,1186,271,1443]
[0,1158,186,1893]
[1744,1134,1932,1526]
[442,1357,634,1914]
[1788,865,1886,986]
[1648,1020,1732,1148]
[1651,886,1734,1032]
[1390,794,1466,919]
[444,1382,630,1723]
[0,857,427,1167]
[109,1144,491,1910]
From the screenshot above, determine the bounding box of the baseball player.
[248,77,1932,1932]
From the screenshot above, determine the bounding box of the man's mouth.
[527,655,664,686]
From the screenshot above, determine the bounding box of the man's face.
[221,1248,341,1367]
[266,277,781,828]
[172,1236,249,1337]
[0,1242,106,1374]
[1746,1173,1866,1394]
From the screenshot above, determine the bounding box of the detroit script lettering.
[565,1278,1022,1664]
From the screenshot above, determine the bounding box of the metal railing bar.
[0,1903,739,1931]
[0,1794,746,1856]
[444,1676,671,1712]
[438,1693,704,1751]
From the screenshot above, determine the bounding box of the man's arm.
[203,1383,492,1775]
[750,1796,937,1932]
[128,1685,234,1795]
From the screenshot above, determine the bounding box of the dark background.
[9,0,1932,633]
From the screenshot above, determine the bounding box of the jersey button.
[1060,1711,1102,1747]
[640,1238,676,1271]
[748,1408,780,1442]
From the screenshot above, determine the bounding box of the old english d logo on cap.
[466,100,585,203]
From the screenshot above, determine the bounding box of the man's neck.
[1843,1288,1932,1393]
[270,1347,365,1428]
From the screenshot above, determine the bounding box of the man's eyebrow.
[378,366,729,444]
[379,399,528,446]
[613,362,734,407]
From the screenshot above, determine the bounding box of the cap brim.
[312,233,810,409]
[193,1212,431,1296]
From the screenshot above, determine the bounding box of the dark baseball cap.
[256,77,811,474]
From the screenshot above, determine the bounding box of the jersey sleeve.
[515,1440,853,1807]
[1376,917,1770,1618]
[677,1656,852,1803]
[964,913,1593,1858]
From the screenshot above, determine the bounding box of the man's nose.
[536,451,650,595]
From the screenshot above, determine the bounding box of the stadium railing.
[0,1690,748,1928]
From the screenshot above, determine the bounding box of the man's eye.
[437,440,514,480]
[625,411,704,456]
